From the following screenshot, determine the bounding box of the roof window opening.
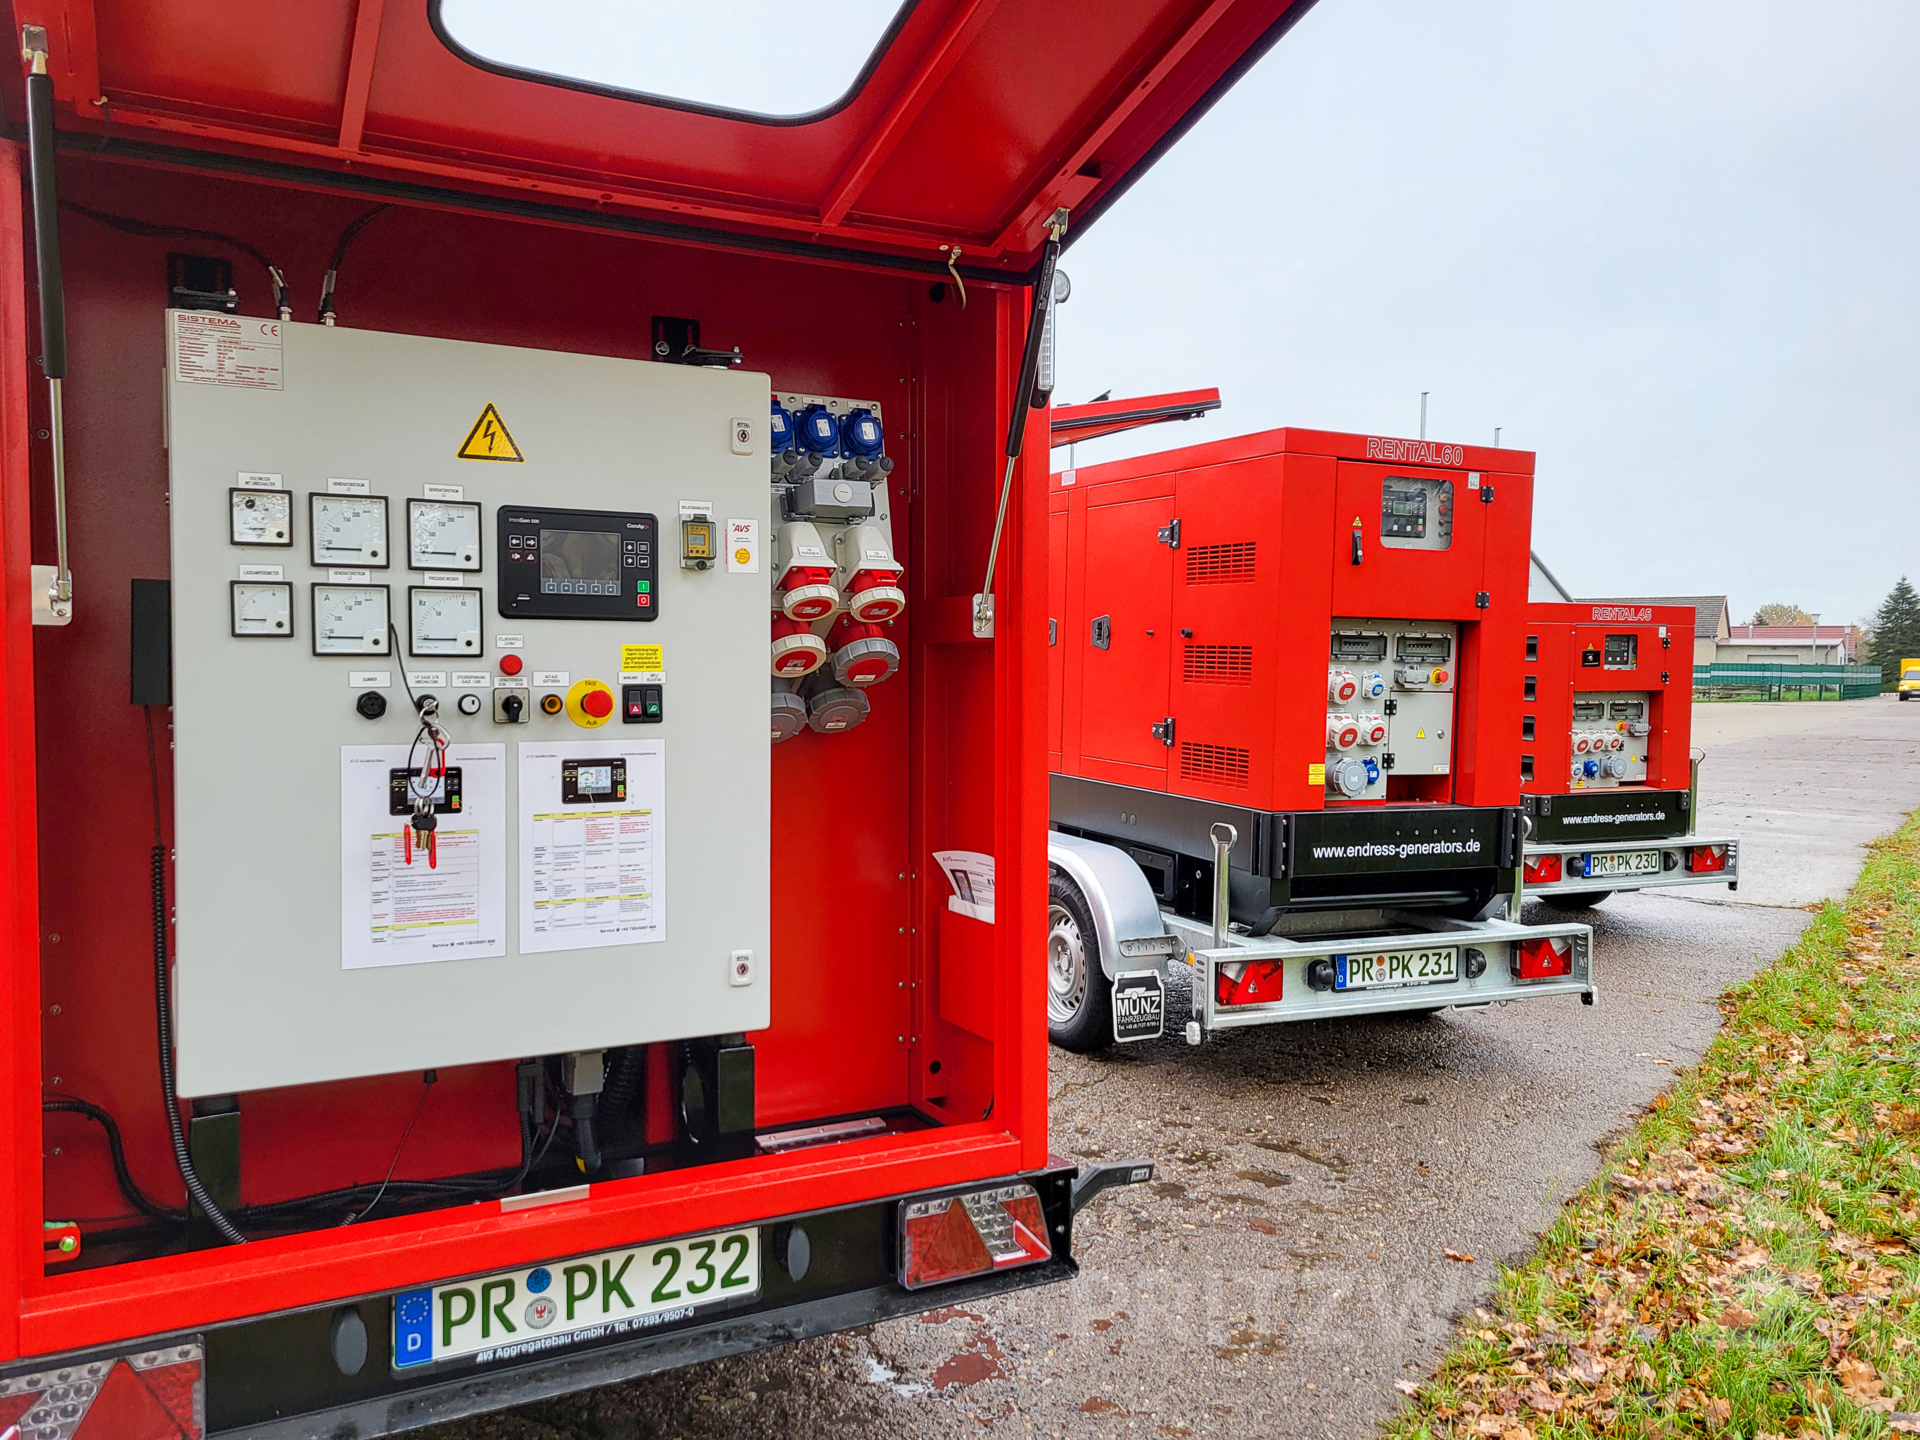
[435,0,913,122]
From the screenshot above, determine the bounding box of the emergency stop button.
[565,678,616,729]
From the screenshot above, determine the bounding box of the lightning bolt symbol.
[482,418,498,453]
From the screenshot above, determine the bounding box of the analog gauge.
[309,494,390,567]
[311,584,391,656]
[408,499,483,570]
[230,581,293,637]
[230,488,292,547]
[409,587,483,657]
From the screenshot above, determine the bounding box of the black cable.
[41,1097,185,1223]
[344,1074,435,1225]
[63,201,289,318]
[317,205,391,325]
[145,706,248,1245]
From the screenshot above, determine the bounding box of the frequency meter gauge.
[309,494,390,567]
[311,584,391,655]
[230,581,293,636]
[408,499,483,570]
[229,488,291,547]
[409,587,483,657]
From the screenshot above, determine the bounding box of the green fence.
[1693,663,1882,701]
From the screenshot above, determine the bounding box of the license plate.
[393,1226,759,1370]
[1334,948,1458,990]
[1587,849,1661,878]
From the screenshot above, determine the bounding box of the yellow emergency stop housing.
[565,677,615,728]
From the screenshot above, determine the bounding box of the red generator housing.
[0,0,1328,1431]
[1520,602,1738,898]
[1049,428,1537,928]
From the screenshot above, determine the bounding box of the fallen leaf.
[1887,1413,1920,1434]
[1888,1105,1920,1134]
[1718,1303,1759,1329]
[1394,1380,1422,1396]
[1704,1395,1732,1428]
[1839,1356,1891,1410]
[1444,1249,1477,1263]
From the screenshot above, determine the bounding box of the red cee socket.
[498,654,523,675]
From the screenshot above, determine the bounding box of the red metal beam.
[336,0,387,153]
[1048,387,1221,446]
[819,0,1007,229]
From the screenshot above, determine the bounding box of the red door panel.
[1077,497,1174,780]
[1048,507,1068,763]
[1330,461,1489,619]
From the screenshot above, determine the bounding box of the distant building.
[1580,594,1728,668]
[1719,624,1857,665]
[1528,552,1573,603]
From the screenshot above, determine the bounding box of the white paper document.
[340,744,507,970]
[518,740,667,954]
[934,849,996,922]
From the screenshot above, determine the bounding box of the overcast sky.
[1053,0,1920,627]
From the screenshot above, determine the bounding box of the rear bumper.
[1524,835,1739,895]
[1167,910,1594,1034]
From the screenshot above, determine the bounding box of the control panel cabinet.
[166,314,771,1095]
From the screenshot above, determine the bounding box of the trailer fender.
[1048,831,1179,981]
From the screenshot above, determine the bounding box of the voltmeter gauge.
[409,587,483,657]
[230,581,293,637]
[229,488,291,547]
[309,494,390,568]
[311,584,391,656]
[408,499,483,570]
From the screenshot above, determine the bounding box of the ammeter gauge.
[311,584,391,655]
[309,494,390,567]
[230,581,293,637]
[230,488,291,547]
[409,587,483,657]
[408,499,483,570]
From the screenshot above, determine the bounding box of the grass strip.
[1386,815,1920,1440]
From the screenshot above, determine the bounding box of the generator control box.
[164,314,771,1096]
[1324,618,1458,800]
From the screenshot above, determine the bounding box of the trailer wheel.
[1047,872,1114,1052]
[1551,891,1614,909]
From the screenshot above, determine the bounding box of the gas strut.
[972,207,1069,638]
[20,26,72,626]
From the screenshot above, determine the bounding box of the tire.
[1902,692,1910,702]
[1551,890,1614,909]
[1046,871,1114,1052]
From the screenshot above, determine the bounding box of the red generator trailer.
[0,1,1341,1432]
[1044,424,1594,1051]
[1520,602,1739,904]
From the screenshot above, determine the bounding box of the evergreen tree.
[1867,577,1920,689]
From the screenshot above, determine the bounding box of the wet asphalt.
[426,696,1920,1440]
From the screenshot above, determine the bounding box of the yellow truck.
[1900,660,1920,699]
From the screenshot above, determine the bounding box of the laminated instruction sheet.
[340,743,508,970]
[518,739,667,954]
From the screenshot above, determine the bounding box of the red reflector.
[1214,958,1284,1006]
[1523,853,1562,885]
[0,1342,205,1438]
[1513,935,1574,980]
[1688,844,1728,873]
[899,1183,1052,1290]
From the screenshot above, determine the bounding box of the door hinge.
[1661,671,1670,684]
[1382,752,1396,771]
[1151,716,1175,746]
[1157,518,1181,549]
[1479,483,1495,504]
[1383,698,1398,716]
[1091,615,1110,649]
[1475,591,1490,609]
[1049,617,1057,646]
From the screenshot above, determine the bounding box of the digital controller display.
[540,530,622,597]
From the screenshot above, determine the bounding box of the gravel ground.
[424,696,1920,1440]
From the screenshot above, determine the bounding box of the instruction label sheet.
[518,740,667,954]
[340,744,507,969]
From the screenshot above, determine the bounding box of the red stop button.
[499,654,523,676]
[581,688,614,718]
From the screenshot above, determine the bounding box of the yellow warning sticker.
[1415,729,1428,738]
[622,644,663,673]
[457,403,524,462]
[1308,762,1326,786]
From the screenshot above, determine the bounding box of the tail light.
[1688,844,1728,874]
[1327,715,1359,750]
[1328,669,1358,704]
[827,614,899,686]
[771,615,827,677]
[1523,853,1562,885]
[0,1341,205,1438]
[771,679,808,743]
[1513,935,1574,980]
[899,1183,1052,1290]
[844,568,906,623]
[1214,958,1283,1006]
[778,565,840,620]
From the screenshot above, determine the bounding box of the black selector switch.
[622,684,662,723]
[356,691,387,720]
